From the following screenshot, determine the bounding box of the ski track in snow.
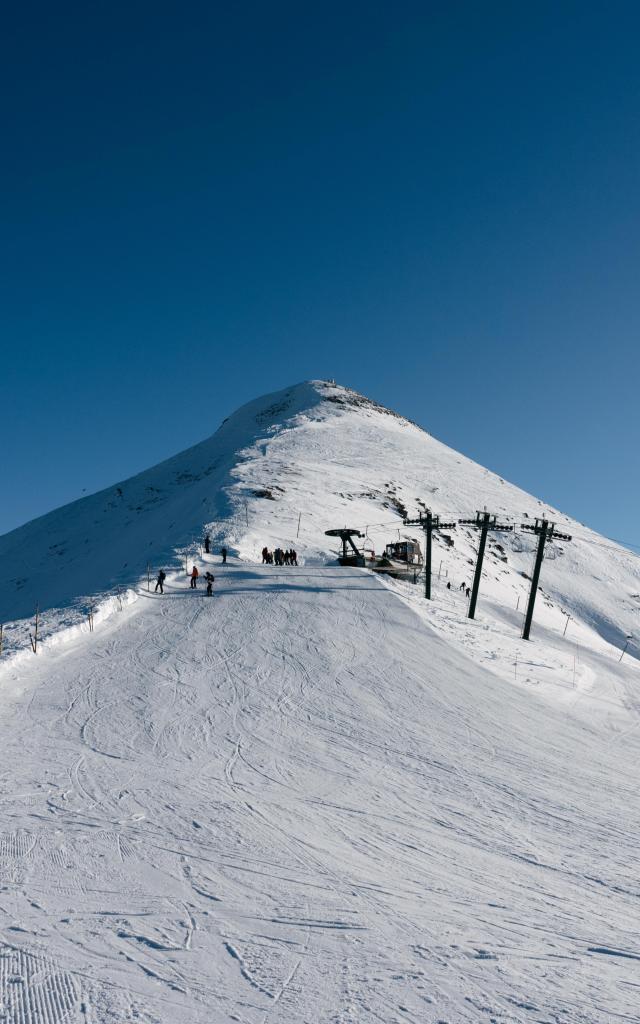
[0,562,639,1022]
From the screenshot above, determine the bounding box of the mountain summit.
[1,379,638,657]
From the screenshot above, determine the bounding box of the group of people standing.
[262,546,298,566]
[155,565,217,595]
[445,580,471,598]
[204,535,227,563]
[154,541,228,597]
[154,537,301,595]
[189,566,217,594]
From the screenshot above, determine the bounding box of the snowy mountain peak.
[1,379,638,663]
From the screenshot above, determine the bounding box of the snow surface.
[1,380,639,1021]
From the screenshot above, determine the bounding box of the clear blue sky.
[2,2,639,546]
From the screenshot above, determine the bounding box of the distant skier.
[190,565,199,589]
[221,546,227,564]
[204,534,211,554]
[459,581,466,592]
[446,581,451,590]
[262,546,269,563]
[155,569,166,594]
[205,571,215,596]
[291,549,298,566]
[466,586,471,598]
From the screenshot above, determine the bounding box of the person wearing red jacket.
[190,565,199,589]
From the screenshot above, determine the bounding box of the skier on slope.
[221,546,228,564]
[204,534,211,554]
[155,569,166,594]
[205,571,215,596]
[190,565,199,589]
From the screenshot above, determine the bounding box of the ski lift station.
[325,528,423,580]
[383,540,422,565]
[324,528,366,567]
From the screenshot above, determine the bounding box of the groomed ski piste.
[0,381,639,1023]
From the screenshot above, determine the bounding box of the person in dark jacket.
[205,571,215,596]
[204,535,211,554]
[221,546,227,564]
[155,570,166,594]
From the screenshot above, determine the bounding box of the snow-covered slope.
[1,379,638,660]
[1,381,639,1022]
[0,562,639,1023]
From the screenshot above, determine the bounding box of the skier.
[155,569,166,594]
[221,546,227,564]
[190,565,199,589]
[459,581,466,592]
[205,571,215,596]
[204,534,211,554]
[291,549,298,566]
[262,546,269,563]
[446,581,451,590]
[466,586,471,599]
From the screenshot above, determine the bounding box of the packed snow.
[0,380,639,1022]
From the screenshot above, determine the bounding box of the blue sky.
[2,2,639,547]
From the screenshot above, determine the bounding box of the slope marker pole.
[619,635,633,663]
[29,604,39,654]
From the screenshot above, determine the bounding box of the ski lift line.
[362,519,637,551]
[328,510,639,552]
